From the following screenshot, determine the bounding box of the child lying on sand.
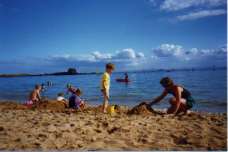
[69,89,85,111]
[148,77,195,115]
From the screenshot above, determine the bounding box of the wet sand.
[0,101,227,151]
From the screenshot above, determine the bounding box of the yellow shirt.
[101,72,110,91]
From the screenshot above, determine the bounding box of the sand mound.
[114,105,129,114]
[0,101,67,112]
[0,101,160,116]
[127,102,158,115]
[83,105,129,114]
[0,101,27,110]
[36,100,66,111]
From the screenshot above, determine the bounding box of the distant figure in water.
[47,81,53,86]
[148,77,195,115]
[41,83,46,92]
[116,73,130,83]
[28,84,42,105]
[124,73,129,81]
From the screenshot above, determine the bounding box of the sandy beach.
[0,101,227,151]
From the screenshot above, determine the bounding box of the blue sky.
[0,0,227,73]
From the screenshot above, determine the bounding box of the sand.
[0,101,227,151]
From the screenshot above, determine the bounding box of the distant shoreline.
[0,67,226,78]
[0,72,102,78]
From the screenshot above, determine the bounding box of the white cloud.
[160,0,226,11]
[91,51,112,60]
[0,45,226,73]
[156,43,227,57]
[149,43,227,69]
[136,52,145,58]
[177,9,226,21]
[152,44,184,57]
[51,54,71,59]
[186,45,227,57]
[149,0,227,21]
[91,48,145,61]
[214,44,227,54]
[114,48,137,59]
[50,48,146,72]
[49,48,145,64]
[185,48,199,55]
[46,44,226,72]
[113,48,144,60]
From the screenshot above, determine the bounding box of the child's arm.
[79,100,85,112]
[75,96,84,111]
[172,87,182,115]
[149,90,168,106]
[37,91,41,101]
[102,80,106,90]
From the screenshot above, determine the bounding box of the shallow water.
[0,69,226,113]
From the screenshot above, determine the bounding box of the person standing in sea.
[100,63,115,113]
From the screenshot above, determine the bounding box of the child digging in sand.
[57,92,68,108]
[69,89,85,111]
[28,84,42,105]
[101,63,115,113]
[24,84,42,107]
[149,77,195,115]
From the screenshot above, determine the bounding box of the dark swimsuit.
[167,86,195,109]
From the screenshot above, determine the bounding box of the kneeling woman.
[149,77,195,114]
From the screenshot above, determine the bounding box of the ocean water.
[0,69,226,113]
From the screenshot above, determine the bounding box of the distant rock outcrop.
[67,68,78,75]
[50,68,78,76]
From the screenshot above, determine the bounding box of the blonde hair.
[106,63,115,70]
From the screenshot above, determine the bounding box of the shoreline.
[0,100,227,150]
[0,99,226,114]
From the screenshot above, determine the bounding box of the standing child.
[101,63,115,113]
